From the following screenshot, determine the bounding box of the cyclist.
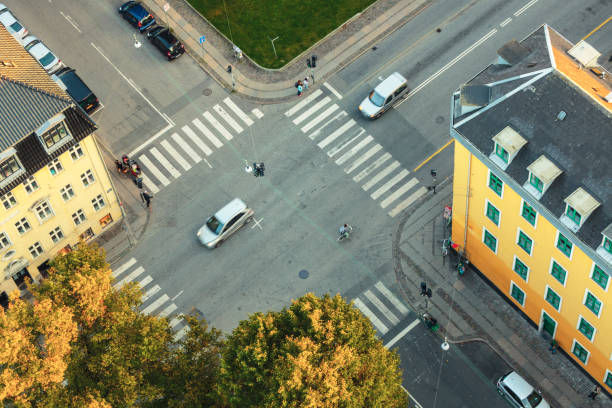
[339,224,350,239]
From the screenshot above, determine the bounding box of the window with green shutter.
[486,202,500,225]
[578,318,594,340]
[566,206,582,225]
[513,258,528,280]
[572,341,589,364]
[604,237,612,254]
[510,283,525,306]
[584,292,601,316]
[521,202,537,226]
[557,233,573,257]
[529,173,543,192]
[488,173,503,196]
[545,287,560,310]
[495,144,509,163]
[518,231,533,255]
[592,265,609,290]
[483,230,497,252]
[606,372,612,389]
[551,261,567,285]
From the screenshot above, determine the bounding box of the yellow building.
[451,25,612,391]
[0,26,121,305]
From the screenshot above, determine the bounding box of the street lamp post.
[269,36,279,58]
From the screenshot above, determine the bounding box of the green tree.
[218,293,407,408]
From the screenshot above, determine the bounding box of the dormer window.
[489,126,526,170]
[604,237,612,254]
[560,188,600,232]
[597,224,612,262]
[524,155,562,200]
[0,151,25,188]
[35,114,73,154]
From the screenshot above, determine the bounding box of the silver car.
[23,35,63,74]
[197,198,254,248]
[496,371,550,408]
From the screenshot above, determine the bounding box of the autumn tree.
[218,293,408,408]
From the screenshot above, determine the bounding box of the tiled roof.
[0,25,72,150]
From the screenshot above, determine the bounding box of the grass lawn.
[187,0,377,69]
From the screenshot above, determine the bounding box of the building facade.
[450,25,612,390]
[0,26,121,306]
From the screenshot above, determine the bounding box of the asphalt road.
[6,0,611,406]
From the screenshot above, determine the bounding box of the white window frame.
[590,263,610,292]
[69,143,84,161]
[60,184,75,202]
[516,228,533,256]
[36,118,73,154]
[571,339,590,365]
[482,227,498,254]
[544,285,562,312]
[14,217,31,235]
[81,169,95,187]
[583,289,603,319]
[34,200,54,223]
[49,226,64,244]
[509,280,526,307]
[484,199,501,226]
[28,241,44,259]
[48,158,63,175]
[1,191,17,210]
[0,231,11,250]
[549,258,568,288]
[519,199,538,228]
[91,194,106,212]
[487,170,504,198]
[555,230,574,260]
[0,153,25,187]
[512,255,530,282]
[22,176,39,194]
[72,209,86,226]
[576,315,596,343]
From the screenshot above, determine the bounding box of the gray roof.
[0,77,72,151]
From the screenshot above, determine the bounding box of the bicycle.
[337,225,354,241]
[441,238,452,256]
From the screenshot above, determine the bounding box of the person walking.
[588,385,600,400]
[303,77,309,90]
[140,190,153,208]
[297,83,303,96]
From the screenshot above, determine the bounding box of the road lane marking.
[353,298,389,334]
[172,133,202,163]
[364,290,400,326]
[115,266,145,288]
[143,294,169,314]
[139,155,170,186]
[301,104,339,133]
[362,161,400,192]
[213,104,244,133]
[284,89,323,116]
[389,186,429,217]
[323,82,343,99]
[380,177,419,208]
[150,147,181,179]
[158,303,177,317]
[223,97,254,126]
[182,125,213,156]
[327,131,364,158]
[203,111,233,140]
[112,257,136,278]
[384,319,420,348]
[293,96,332,125]
[371,169,409,200]
[335,135,373,165]
[353,152,391,182]
[345,144,382,174]
[161,139,191,171]
[375,282,409,315]
[413,139,454,172]
[60,11,81,33]
[500,17,512,27]
[317,119,355,148]
[514,0,538,16]
[192,119,223,148]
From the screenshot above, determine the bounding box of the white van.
[358,72,409,119]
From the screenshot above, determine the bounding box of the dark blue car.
[118,1,155,32]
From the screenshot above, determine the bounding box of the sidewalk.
[393,180,611,408]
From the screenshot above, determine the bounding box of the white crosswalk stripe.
[182,125,213,156]
[112,258,136,278]
[150,147,181,179]
[389,186,429,217]
[191,119,223,149]
[251,108,264,119]
[161,139,191,171]
[172,133,202,163]
[371,169,409,200]
[214,104,244,133]
[139,155,170,186]
[375,282,409,315]
[141,174,160,194]
[327,131,364,158]
[362,160,399,191]
[353,152,391,182]
[158,303,177,318]
[203,111,233,140]
[138,275,153,288]
[292,96,331,125]
[317,119,356,149]
[143,294,169,314]
[174,325,190,341]
[224,97,254,126]
[344,144,382,174]
[309,111,347,140]
[335,135,373,165]
[301,104,339,133]
[115,266,145,288]
[284,89,323,116]
[169,316,183,328]
[364,289,400,326]
[353,298,389,334]
[380,177,419,208]
[142,284,161,302]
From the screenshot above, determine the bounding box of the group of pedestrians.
[295,77,309,96]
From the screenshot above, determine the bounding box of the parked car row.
[0,3,100,114]
[118,1,185,60]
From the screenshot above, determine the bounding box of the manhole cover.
[203,88,212,96]
[436,115,445,124]
[299,269,309,279]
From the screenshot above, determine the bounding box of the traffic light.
[430,169,437,178]
[253,162,265,177]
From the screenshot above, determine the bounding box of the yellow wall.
[452,140,612,390]
[0,134,122,295]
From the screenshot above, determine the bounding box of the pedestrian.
[303,77,309,90]
[140,190,152,208]
[588,385,600,400]
[297,84,303,96]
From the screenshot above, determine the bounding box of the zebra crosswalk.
[285,84,429,217]
[111,257,189,341]
[136,97,264,194]
[352,281,411,335]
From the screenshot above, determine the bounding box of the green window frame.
[566,206,582,225]
[606,372,612,389]
[483,230,497,252]
[584,292,601,316]
[495,144,509,163]
[545,287,560,310]
[486,202,500,225]
[518,231,533,255]
[592,265,609,290]
[551,261,567,285]
[488,173,503,196]
[572,341,589,364]
[521,202,537,226]
[510,283,525,306]
[529,173,543,192]
[513,258,528,280]
[578,317,594,340]
[603,237,612,254]
[556,233,572,257]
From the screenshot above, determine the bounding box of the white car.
[22,35,62,74]
[0,8,28,41]
[197,198,254,248]
[497,371,550,408]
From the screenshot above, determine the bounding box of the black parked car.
[147,26,185,60]
[118,1,155,32]
[55,67,99,114]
